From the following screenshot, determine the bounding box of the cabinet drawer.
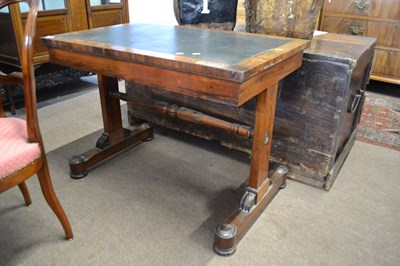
[321,17,400,48]
[372,48,400,78]
[323,0,400,20]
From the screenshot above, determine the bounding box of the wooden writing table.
[42,24,309,255]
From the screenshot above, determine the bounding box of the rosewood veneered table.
[42,23,309,255]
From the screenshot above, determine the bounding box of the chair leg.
[5,85,16,115]
[37,160,73,240]
[18,182,32,206]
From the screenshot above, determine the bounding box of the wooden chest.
[320,0,400,85]
[126,33,376,190]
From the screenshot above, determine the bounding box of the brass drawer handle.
[355,0,369,10]
[350,25,364,35]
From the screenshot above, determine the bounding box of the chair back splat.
[0,0,73,240]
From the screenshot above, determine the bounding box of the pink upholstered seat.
[0,117,41,180]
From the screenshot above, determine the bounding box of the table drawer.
[372,48,400,78]
[323,0,400,20]
[321,17,400,48]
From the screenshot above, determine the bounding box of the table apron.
[47,48,303,106]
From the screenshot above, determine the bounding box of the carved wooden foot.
[69,123,153,179]
[213,165,288,256]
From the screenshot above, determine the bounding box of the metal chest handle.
[348,91,362,114]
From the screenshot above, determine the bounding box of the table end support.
[212,165,288,255]
[68,124,153,179]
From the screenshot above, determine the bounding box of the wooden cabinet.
[320,0,400,85]
[0,0,129,68]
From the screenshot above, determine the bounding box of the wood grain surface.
[245,0,323,39]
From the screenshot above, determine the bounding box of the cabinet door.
[0,0,129,67]
[86,0,129,28]
[20,0,73,65]
[26,0,72,60]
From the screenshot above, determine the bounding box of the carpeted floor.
[0,79,400,265]
[356,91,400,151]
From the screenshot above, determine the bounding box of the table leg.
[213,83,288,256]
[68,75,153,178]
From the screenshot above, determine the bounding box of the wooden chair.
[0,71,21,115]
[0,0,73,240]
